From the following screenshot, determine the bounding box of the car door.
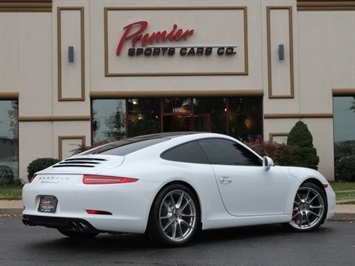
[198,138,287,217]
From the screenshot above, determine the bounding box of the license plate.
[38,196,58,213]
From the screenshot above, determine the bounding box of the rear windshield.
[81,138,168,156]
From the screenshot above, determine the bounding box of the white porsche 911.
[22,132,336,247]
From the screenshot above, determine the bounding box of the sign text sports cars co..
[104,8,248,76]
[116,21,236,57]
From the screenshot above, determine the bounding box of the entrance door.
[193,114,211,131]
[162,114,211,132]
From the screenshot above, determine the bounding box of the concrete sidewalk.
[1,200,355,220]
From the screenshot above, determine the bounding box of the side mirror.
[263,156,274,171]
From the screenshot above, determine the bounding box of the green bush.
[27,157,60,180]
[245,140,294,166]
[287,121,319,170]
[335,155,355,182]
[0,177,23,187]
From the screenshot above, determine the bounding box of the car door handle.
[219,176,232,184]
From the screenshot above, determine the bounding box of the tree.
[8,101,18,139]
[105,102,126,140]
[287,121,319,170]
[350,96,355,112]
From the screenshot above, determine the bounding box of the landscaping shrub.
[335,155,355,182]
[245,140,294,166]
[27,157,60,180]
[287,121,319,170]
[0,177,22,186]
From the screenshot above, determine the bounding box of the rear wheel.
[148,183,200,247]
[287,182,327,232]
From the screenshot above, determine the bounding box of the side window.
[161,141,210,164]
[198,138,262,166]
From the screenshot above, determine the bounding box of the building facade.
[0,0,354,182]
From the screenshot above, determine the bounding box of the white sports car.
[22,132,336,247]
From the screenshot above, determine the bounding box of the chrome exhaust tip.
[71,221,79,231]
[22,218,31,226]
[78,222,87,231]
[22,218,28,226]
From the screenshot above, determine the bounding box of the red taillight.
[86,210,112,215]
[83,175,138,185]
[29,174,37,183]
[323,184,329,188]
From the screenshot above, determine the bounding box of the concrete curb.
[0,209,22,216]
[330,213,355,221]
[0,201,22,216]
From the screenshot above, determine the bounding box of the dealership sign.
[116,21,236,57]
[104,8,247,76]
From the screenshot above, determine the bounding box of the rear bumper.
[22,214,98,232]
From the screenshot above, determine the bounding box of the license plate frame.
[38,196,58,213]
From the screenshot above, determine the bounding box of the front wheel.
[286,182,327,232]
[148,184,200,247]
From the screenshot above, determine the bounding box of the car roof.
[127,131,200,141]
[79,132,208,156]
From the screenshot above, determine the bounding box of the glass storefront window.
[92,97,263,144]
[333,96,355,159]
[194,98,227,134]
[0,100,19,182]
[229,97,262,141]
[127,98,161,137]
[92,99,126,145]
[163,98,192,115]
[92,98,161,144]
[163,98,192,132]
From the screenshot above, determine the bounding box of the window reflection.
[0,100,19,182]
[194,98,226,133]
[92,97,263,145]
[92,99,161,144]
[229,97,262,141]
[163,98,192,115]
[127,98,161,137]
[92,99,126,145]
[333,96,355,159]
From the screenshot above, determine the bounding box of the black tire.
[148,183,201,247]
[286,182,327,232]
[57,228,99,239]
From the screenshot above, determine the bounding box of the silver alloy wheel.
[158,189,197,242]
[289,185,325,230]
